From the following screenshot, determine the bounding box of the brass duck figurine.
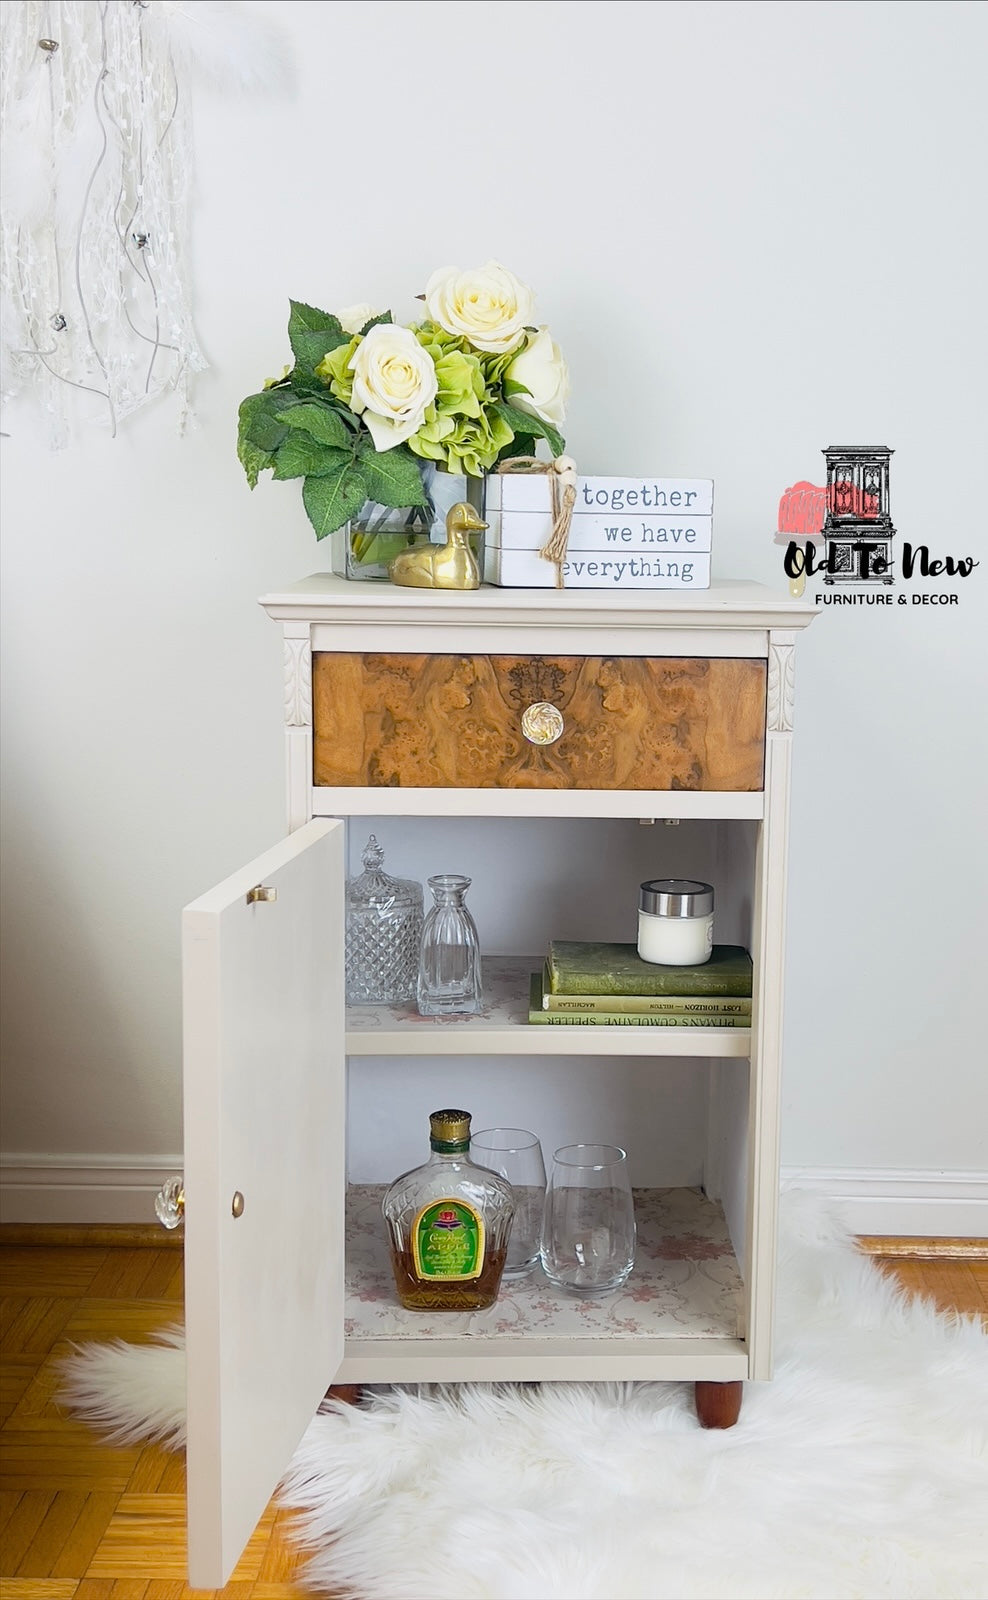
[388,502,487,590]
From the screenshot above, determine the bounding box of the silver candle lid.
[639,879,714,917]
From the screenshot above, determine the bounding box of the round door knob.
[155,1174,185,1230]
[520,701,564,746]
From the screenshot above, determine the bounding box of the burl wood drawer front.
[312,654,766,791]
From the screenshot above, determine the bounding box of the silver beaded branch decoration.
[0,1,210,445]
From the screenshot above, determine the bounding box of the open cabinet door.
[182,819,345,1587]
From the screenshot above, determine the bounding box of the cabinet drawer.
[312,653,766,791]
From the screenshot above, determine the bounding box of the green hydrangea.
[412,321,468,359]
[315,336,360,405]
[412,326,481,414]
[435,349,485,419]
[408,322,515,474]
[408,404,514,477]
[311,322,547,475]
[477,342,524,388]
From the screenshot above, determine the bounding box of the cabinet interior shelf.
[339,1183,746,1383]
[346,958,752,1058]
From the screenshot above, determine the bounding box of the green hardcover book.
[545,942,753,998]
[527,975,750,1027]
[537,963,751,1017]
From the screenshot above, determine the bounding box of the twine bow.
[495,454,578,588]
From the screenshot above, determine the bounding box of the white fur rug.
[61,1194,988,1600]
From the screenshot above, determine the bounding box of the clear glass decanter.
[345,836,423,1005]
[417,874,482,1016]
[382,1110,514,1310]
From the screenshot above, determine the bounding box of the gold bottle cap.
[429,1109,472,1143]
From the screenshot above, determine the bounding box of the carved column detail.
[766,634,796,734]
[284,631,312,728]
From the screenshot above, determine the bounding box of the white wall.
[2,1,986,1226]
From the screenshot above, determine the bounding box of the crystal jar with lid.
[345,835,424,1004]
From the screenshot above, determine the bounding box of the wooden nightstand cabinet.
[179,577,816,1585]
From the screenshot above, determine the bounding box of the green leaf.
[238,389,296,452]
[502,378,532,399]
[282,404,352,450]
[540,420,565,459]
[494,400,565,460]
[302,463,369,540]
[238,436,274,489]
[288,299,342,337]
[237,390,301,489]
[497,433,538,464]
[287,301,349,371]
[359,311,393,334]
[289,366,329,397]
[272,436,349,481]
[292,328,350,371]
[356,440,427,508]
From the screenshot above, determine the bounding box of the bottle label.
[411,1199,486,1281]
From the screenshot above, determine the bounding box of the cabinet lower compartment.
[335,1183,748,1384]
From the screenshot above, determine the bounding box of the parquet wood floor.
[0,1239,310,1598]
[0,1232,985,1595]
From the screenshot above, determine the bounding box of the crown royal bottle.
[382,1110,515,1311]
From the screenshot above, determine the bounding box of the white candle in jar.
[638,880,714,965]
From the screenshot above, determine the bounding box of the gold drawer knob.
[521,701,564,746]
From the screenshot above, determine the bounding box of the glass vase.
[345,835,423,1005]
[332,463,486,582]
[417,874,483,1017]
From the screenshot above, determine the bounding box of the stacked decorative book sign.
[485,474,713,589]
[529,941,752,1026]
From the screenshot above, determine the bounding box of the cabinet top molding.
[259,574,818,633]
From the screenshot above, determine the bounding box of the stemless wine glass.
[470,1128,547,1279]
[540,1144,636,1294]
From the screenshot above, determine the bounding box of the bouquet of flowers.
[237,261,569,552]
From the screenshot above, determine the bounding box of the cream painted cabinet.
[181,577,816,1585]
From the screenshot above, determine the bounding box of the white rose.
[336,303,382,336]
[348,324,438,451]
[505,327,570,427]
[424,260,535,353]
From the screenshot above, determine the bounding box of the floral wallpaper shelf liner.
[346,1184,743,1341]
[346,957,533,1033]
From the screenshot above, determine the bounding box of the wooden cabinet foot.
[694,1379,743,1428]
[326,1384,362,1406]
